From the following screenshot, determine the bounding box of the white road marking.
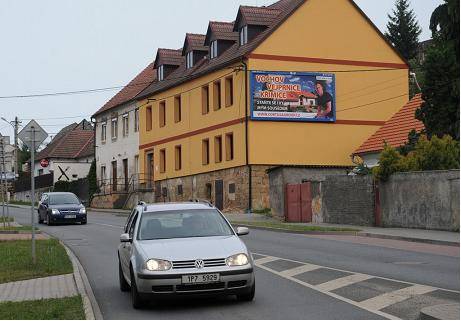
[254,256,278,265]
[279,263,320,277]
[361,284,436,311]
[91,222,123,229]
[317,273,372,292]
[253,252,459,320]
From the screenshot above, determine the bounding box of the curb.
[89,208,130,215]
[230,222,360,236]
[59,240,103,320]
[420,303,460,320]
[356,232,460,247]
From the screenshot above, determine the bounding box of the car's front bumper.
[49,214,87,224]
[136,267,254,296]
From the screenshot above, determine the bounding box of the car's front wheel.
[46,214,53,226]
[130,267,144,309]
[236,282,255,302]
[119,260,130,292]
[38,214,44,224]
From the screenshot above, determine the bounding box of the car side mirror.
[236,226,249,236]
[120,233,132,243]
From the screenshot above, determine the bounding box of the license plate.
[182,273,220,284]
[65,215,76,219]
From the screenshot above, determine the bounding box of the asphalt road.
[8,206,460,320]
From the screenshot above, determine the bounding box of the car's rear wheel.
[119,260,130,292]
[38,214,44,224]
[130,267,144,309]
[236,282,255,301]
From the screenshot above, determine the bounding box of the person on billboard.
[315,81,334,119]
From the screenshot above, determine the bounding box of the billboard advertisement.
[250,71,336,122]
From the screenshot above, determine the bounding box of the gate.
[215,180,223,210]
[285,182,312,223]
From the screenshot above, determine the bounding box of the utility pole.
[0,138,4,229]
[14,117,19,179]
[30,127,36,264]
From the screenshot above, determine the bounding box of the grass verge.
[0,295,85,320]
[0,239,73,283]
[0,217,14,223]
[0,225,40,232]
[231,221,361,233]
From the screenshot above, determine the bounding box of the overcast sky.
[0,0,442,143]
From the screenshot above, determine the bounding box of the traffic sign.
[40,158,50,168]
[18,120,48,151]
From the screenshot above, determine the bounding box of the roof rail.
[188,199,213,207]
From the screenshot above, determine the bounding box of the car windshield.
[137,209,234,240]
[49,194,80,205]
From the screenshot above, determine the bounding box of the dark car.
[38,192,87,225]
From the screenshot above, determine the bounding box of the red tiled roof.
[182,33,208,55]
[205,21,238,44]
[36,122,94,160]
[354,94,425,155]
[92,62,156,118]
[154,49,183,68]
[233,6,281,30]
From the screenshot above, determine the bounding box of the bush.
[373,135,459,181]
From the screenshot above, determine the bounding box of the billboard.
[250,71,336,122]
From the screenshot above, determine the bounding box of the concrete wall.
[379,170,460,231]
[268,167,349,218]
[311,176,375,226]
[14,186,53,203]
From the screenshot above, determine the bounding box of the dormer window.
[239,26,248,46]
[157,65,164,81]
[210,40,218,59]
[186,51,194,69]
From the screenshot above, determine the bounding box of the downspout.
[241,58,252,213]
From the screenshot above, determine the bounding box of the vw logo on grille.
[195,259,204,269]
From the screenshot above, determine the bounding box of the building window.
[174,95,182,123]
[122,113,129,137]
[202,139,209,165]
[160,149,166,173]
[225,76,233,107]
[38,169,43,176]
[202,85,209,115]
[159,101,166,127]
[206,183,212,199]
[229,183,236,194]
[101,165,106,184]
[210,40,218,59]
[175,145,182,171]
[186,51,194,69]
[158,65,164,81]
[213,80,221,111]
[101,122,107,142]
[214,135,222,163]
[134,155,139,175]
[177,184,183,195]
[134,108,139,132]
[225,132,234,161]
[111,117,118,140]
[146,106,152,131]
[239,25,248,46]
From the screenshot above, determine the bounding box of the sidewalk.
[88,207,459,246]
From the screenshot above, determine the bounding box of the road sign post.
[18,120,47,265]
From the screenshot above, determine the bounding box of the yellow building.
[135,0,408,213]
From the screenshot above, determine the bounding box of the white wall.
[34,157,93,183]
[95,101,140,189]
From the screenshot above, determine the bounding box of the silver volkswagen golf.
[118,201,255,308]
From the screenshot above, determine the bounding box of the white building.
[92,62,155,195]
[34,121,94,183]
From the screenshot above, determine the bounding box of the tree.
[17,144,30,174]
[87,159,99,203]
[385,0,422,61]
[416,0,460,140]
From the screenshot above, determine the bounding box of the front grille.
[172,258,226,269]
[60,210,79,215]
[176,282,225,292]
[228,280,247,288]
[152,285,174,292]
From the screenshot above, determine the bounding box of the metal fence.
[14,173,54,192]
[97,173,154,195]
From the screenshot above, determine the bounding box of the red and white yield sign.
[40,158,50,168]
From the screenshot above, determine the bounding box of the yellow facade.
[138,0,408,181]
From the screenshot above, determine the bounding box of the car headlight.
[145,259,172,271]
[51,209,60,215]
[226,253,249,267]
[79,208,86,214]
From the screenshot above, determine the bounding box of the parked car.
[118,201,255,309]
[37,192,87,225]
